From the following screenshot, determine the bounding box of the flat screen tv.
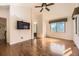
[17,21,30,29]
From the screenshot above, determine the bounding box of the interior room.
[0,3,79,56]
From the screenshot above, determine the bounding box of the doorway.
[0,17,7,44]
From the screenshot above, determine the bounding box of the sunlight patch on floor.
[64,50,72,56]
[49,43,65,55]
[64,48,72,56]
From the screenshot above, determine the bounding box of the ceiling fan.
[35,3,54,12]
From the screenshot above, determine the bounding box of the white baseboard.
[9,39,32,45]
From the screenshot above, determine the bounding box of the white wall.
[9,4,32,45]
[45,3,76,40]
[5,3,41,45]
[0,6,9,18]
[36,14,43,38]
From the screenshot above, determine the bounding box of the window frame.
[50,22,66,33]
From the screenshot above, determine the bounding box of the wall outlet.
[21,37,23,39]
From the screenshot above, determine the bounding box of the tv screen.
[17,21,30,29]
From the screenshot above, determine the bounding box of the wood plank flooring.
[0,38,79,56]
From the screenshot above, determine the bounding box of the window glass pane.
[57,22,64,32]
[50,22,65,32]
[50,23,56,32]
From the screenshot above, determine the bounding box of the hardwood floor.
[0,38,79,56]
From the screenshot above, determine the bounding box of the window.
[49,18,67,32]
[50,22,65,32]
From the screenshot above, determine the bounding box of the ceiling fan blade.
[40,8,43,12]
[47,3,54,6]
[41,3,44,7]
[45,7,50,11]
[35,6,42,8]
